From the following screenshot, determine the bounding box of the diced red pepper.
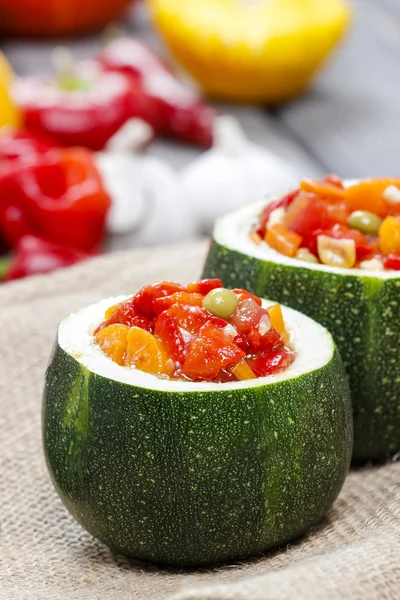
[257,189,299,237]
[383,253,400,270]
[247,326,284,353]
[153,292,204,315]
[187,278,223,295]
[248,349,295,377]
[96,299,151,334]
[133,282,186,317]
[324,174,344,188]
[166,304,227,334]
[154,312,186,364]
[232,288,262,306]
[182,324,245,380]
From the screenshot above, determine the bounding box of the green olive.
[203,288,238,319]
[347,210,382,235]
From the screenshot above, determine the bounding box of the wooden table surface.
[1,0,399,248]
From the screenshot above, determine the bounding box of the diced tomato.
[300,178,345,202]
[232,289,262,306]
[229,298,267,335]
[284,192,335,249]
[257,189,299,236]
[154,312,186,363]
[153,292,204,315]
[324,174,344,188]
[166,304,226,334]
[187,278,223,295]
[95,299,151,333]
[326,202,350,225]
[182,324,245,380]
[133,282,186,317]
[266,224,302,258]
[383,253,400,270]
[345,179,400,218]
[248,349,295,377]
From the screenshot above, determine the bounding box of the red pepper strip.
[384,254,400,270]
[14,61,150,151]
[4,235,94,281]
[0,129,58,165]
[99,38,217,148]
[0,147,111,251]
[257,189,299,237]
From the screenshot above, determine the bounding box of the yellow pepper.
[379,216,400,256]
[0,52,20,129]
[149,0,351,103]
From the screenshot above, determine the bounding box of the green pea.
[203,288,238,319]
[348,210,382,235]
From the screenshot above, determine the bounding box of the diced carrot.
[95,324,130,366]
[265,224,302,258]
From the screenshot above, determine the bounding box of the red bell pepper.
[4,235,94,281]
[13,60,150,151]
[383,253,400,270]
[98,37,217,148]
[0,147,111,251]
[0,129,58,164]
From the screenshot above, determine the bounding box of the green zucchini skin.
[203,240,400,461]
[43,341,352,566]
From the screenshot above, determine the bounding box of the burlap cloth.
[2,240,400,600]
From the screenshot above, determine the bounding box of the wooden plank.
[274,0,400,178]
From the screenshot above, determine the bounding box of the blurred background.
[0,0,398,280]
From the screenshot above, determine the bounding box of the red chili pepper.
[0,129,59,165]
[4,235,94,281]
[14,60,150,151]
[0,147,111,251]
[384,253,400,270]
[99,37,217,148]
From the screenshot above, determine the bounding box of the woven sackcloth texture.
[1,240,400,600]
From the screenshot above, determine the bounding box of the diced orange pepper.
[231,359,256,381]
[268,304,289,344]
[125,326,174,376]
[265,224,302,258]
[379,216,400,256]
[300,178,345,203]
[345,179,400,218]
[326,202,350,225]
[153,291,204,315]
[105,303,119,319]
[95,324,130,366]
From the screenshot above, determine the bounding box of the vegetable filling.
[93,279,295,382]
[252,176,400,271]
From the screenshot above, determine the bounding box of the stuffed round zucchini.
[203,177,400,461]
[43,280,352,566]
